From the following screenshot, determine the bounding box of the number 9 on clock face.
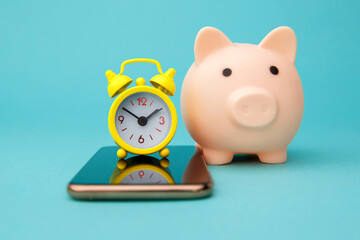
[115,92,172,149]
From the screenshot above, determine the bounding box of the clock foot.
[117,148,127,159]
[117,159,127,169]
[159,148,170,158]
[160,158,170,168]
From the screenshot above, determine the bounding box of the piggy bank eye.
[222,68,232,77]
[270,66,279,75]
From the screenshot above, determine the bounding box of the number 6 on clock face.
[114,91,172,149]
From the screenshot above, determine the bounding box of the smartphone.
[67,145,213,200]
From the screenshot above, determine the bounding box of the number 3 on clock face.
[115,91,172,149]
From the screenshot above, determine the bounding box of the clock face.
[119,169,171,184]
[115,92,172,149]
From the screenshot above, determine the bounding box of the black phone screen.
[69,145,211,185]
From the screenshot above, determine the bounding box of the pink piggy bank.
[181,26,304,165]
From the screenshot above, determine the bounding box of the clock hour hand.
[122,107,139,119]
[146,108,163,120]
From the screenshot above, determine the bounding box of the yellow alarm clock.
[109,156,175,185]
[106,59,177,159]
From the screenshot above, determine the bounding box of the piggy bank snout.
[228,87,278,128]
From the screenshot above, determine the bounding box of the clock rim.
[108,86,178,155]
[110,163,175,184]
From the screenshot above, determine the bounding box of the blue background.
[1,0,359,239]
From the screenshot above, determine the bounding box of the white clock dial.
[115,92,172,149]
[120,169,170,184]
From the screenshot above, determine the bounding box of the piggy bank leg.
[202,148,233,165]
[258,149,287,164]
[195,142,203,151]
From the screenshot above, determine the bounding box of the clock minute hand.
[122,107,139,119]
[146,108,163,120]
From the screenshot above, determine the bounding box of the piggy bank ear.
[259,26,297,63]
[194,27,232,64]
